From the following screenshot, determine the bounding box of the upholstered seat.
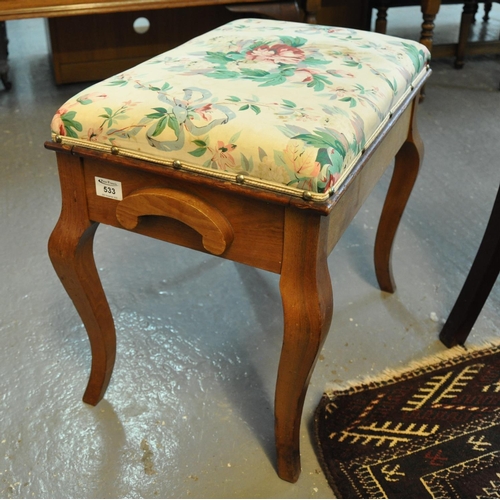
[47,18,431,483]
[51,18,429,200]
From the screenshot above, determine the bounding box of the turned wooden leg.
[48,153,116,406]
[374,97,423,293]
[420,0,441,53]
[375,3,389,34]
[483,1,492,22]
[276,208,333,482]
[418,0,440,100]
[304,0,320,23]
[440,186,500,347]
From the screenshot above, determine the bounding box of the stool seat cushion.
[51,18,430,200]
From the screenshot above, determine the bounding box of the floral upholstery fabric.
[51,18,430,200]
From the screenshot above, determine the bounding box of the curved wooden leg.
[48,153,116,406]
[374,97,423,293]
[440,186,500,347]
[276,209,333,483]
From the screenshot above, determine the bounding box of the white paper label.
[95,177,123,200]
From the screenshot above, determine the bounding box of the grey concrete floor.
[0,5,499,498]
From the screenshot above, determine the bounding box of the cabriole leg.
[374,97,424,293]
[48,153,116,406]
[276,209,333,482]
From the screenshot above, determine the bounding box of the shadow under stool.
[46,18,431,483]
[440,183,500,347]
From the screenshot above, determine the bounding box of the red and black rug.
[314,344,500,499]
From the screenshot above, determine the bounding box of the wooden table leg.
[48,153,116,406]
[374,0,390,34]
[275,208,333,482]
[440,185,500,347]
[483,1,493,21]
[374,97,424,293]
[455,0,476,68]
[420,0,442,52]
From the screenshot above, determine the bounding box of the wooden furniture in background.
[372,0,441,51]
[45,0,374,84]
[305,0,372,28]
[47,7,245,84]
[0,0,275,20]
[0,0,448,85]
[451,0,500,68]
[371,0,500,68]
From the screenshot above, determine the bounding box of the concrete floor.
[0,5,499,498]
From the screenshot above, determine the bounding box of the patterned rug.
[314,344,500,499]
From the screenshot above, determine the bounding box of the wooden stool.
[46,18,431,483]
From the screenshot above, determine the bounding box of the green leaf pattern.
[51,18,429,194]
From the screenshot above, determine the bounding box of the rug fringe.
[324,337,500,397]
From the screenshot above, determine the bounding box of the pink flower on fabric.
[51,108,68,135]
[271,44,306,64]
[322,172,341,191]
[211,141,237,170]
[195,104,214,121]
[246,44,305,65]
[246,46,277,62]
[290,68,321,84]
[88,127,106,142]
[76,92,108,105]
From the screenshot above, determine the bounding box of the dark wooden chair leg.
[439,185,500,347]
[374,97,423,293]
[48,153,116,406]
[275,208,333,483]
[0,21,11,91]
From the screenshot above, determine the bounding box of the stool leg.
[276,209,333,482]
[439,187,500,347]
[374,98,423,293]
[48,153,116,406]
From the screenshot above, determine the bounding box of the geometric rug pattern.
[314,344,500,498]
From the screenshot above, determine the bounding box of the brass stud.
[302,191,313,201]
[172,160,182,169]
[110,146,119,155]
[236,174,245,184]
[55,135,62,143]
